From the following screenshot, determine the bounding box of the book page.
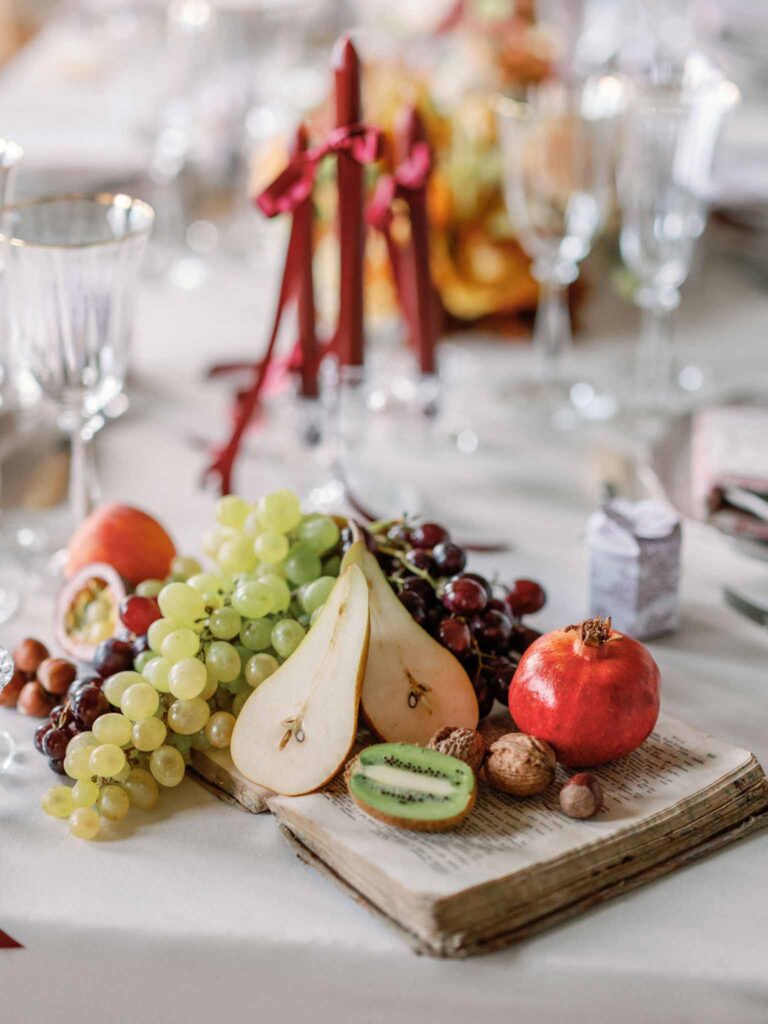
[269,713,753,898]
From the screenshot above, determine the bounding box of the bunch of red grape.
[350,520,546,718]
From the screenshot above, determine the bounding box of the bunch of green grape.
[41,490,343,840]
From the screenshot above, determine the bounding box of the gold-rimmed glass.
[0,193,154,539]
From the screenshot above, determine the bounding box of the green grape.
[188,571,233,596]
[232,691,249,716]
[243,508,263,536]
[136,578,164,598]
[67,731,96,753]
[89,744,127,779]
[258,573,291,613]
[297,515,340,555]
[299,576,336,615]
[244,653,279,688]
[256,489,301,533]
[209,607,241,640]
[161,627,200,663]
[202,591,224,610]
[69,807,100,840]
[143,656,172,693]
[271,619,306,659]
[217,537,257,575]
[148,617,182,653]
[98,784,130,822]
[215,494,250,528]
[168,657,207,700]
[253,530,289,564]
[205,711,236,749]
[64,747,95,781]
[200,666,219,701]
[120,683,160,722]
[231,581,273,619]
[93,713,133,747]
[239,617,273,651]
[132,716,167,752]
[134,650,157,674]
[169,733,193,758]
[205,641,241,682]
[113,763,132,783]
[322,554,341,577]
[170,556,203,581]
[71,779,100,808]
[123,768,159,810]
[103,670,144,707]
[167,697,210,735]
[150,746,186,787]
[158,582,205,624]
[41,786,75,818]
[283,543,322,586]
[190,727,210,751]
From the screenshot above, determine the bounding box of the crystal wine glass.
[0,193,154,545]
[495,76,624,415]
[617,56,739,411]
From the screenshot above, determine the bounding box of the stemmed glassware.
[0,193,154,549]
[617,56,739,411]
[495,76,624,417]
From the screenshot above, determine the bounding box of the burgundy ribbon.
[0,930,22,949]
[257,124,383,218]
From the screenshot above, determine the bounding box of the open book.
[192,714,768,957]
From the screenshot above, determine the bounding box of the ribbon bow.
[257,124,383,218]
[366,140,431,232]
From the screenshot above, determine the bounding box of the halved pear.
[342,541,479,744]
[230,563,369,796]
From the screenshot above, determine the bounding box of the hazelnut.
[13,638,50,677]
[17,680,54,718]
[0,667,26,708]
[485,732,556,796]
[559,773,604,819]
[37,658,77,696]
[428,726,486,774]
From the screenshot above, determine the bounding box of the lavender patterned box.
[587,499,681,640]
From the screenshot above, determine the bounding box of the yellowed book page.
[268,713,753,899]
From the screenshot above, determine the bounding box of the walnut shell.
[428,726,486,775]
[485,732,556,796]
[559,772,604,819]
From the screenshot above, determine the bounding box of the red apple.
[509,617,660,767]
[66,504,176,586]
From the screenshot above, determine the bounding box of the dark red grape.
[486,657,518,704]
[49,704,66,723]
[93,638,134,679]
[49,758,67,776]
[400,575,434,604]
[410,523,449,549]
[441,576,488,616]
[486,598,508,614]
[505,579,546,617]
[509,624,540,655]
[71,685,109,729]
[470,609,513,651]
[399,590,427,626]
[34,723,51,753]
[375,551,399,576]
[119,595,161,635]
[438,616,472,655]
[42,727,70,761]
[473,677,495,719]
[462,573,493,599]
[404,549,435,574]
[432,542,466,576]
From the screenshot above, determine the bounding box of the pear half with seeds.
[230,563,369,796]
[341,541,479,744]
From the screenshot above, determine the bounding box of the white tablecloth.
[2,21,768,1024]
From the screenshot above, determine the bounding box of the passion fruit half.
[56,563,127,662]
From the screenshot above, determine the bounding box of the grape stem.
[377,544,438,588]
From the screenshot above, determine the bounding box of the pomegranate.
[509,617,660,767]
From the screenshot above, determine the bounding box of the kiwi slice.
[345,743,476,832]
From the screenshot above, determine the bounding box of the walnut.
[428,726,486,775]
[485,733,556,796]
[559,773,604,819]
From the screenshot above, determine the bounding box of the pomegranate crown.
[564,617,617,648]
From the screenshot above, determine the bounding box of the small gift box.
[586,499,682,640]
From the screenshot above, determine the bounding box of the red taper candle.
[293,123,319,397]
[332,34,365,367]
[395,106,437,375]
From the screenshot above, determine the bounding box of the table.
[2,19,768,1024]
